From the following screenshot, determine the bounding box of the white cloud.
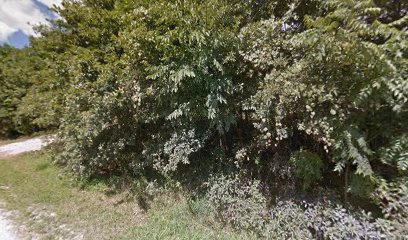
[0,21,16,42]
[37,0,62,8]
[0,0,61,44]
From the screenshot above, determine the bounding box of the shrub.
[304,203,383,239]
[290,149,324,189]
[206,175,267,232]
[373,181,408,239]
[205,177,386,239]
[265,201,313,239]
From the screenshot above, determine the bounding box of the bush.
[264,200,383,239]
[206,175,267,232]
[304,203,383,239]
[290,149,324,189]
[205,175,385,239]
[265,201,313,239]
[373,181,408,239]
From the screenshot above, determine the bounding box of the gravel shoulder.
[0,135,55,157]
[0,208,18,240]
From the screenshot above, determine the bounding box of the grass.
[0,151,142,239]
[0,151,255,239]
[124,196,257,240]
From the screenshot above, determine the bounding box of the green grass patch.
[0,152,255,239]
[0,152,73,206]
[0,152,144,239]
[124,195,257,240]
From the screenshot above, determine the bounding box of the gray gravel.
[0,209,18,240]
[0,136,55,157]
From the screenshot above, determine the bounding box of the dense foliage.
[1,0,407,238]
[0,45,60,136]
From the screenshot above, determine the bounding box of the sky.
[0,0,61,48]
